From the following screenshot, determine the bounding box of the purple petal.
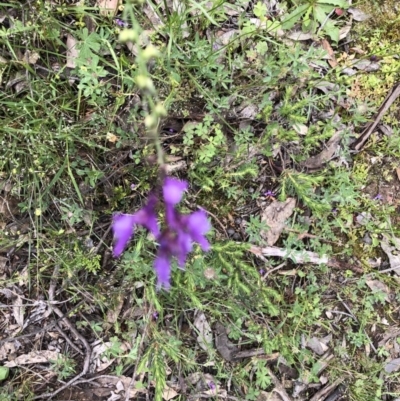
[187,210,211,250]
[163,178,188,206]
[112,214,136,257]
[176,231,193,267]
[133,194,160,236]
[154,251,171,290]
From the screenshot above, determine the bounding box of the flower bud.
[119,29,138,42]
[142,44,160,60]
[154,103,167,117]
[135,75,154,91]
[144,115,157,129]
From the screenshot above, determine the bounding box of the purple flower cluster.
[112,178,211,289]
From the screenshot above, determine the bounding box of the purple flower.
[264,190,275,197]
[112,177,211,289]
[373,194,383,201]
[163,177,188,206]
[112,194,159,257]
[112,214,136,257]
[208,381,216,391]
[152,312,159,320]
[130,183,136,190]
[115,18,128,28]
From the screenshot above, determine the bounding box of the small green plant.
[281,0,349,41]
[49,354,76,380]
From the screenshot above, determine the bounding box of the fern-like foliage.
[211,241,281,316]
[280,169,330,215]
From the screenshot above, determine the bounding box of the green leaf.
[254,1,267,19]
[0,366,9,381]
[281,3,310,30]
[324,20,339,42]
[317,0,349,7]
[313,5,328,24]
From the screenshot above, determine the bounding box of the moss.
[346,1,400,123]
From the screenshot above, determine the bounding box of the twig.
[262,262,286,279]
[351,82,400,151]
[309,378,344,401]
[124,305,153,401]
[33,266,92,400]
[266,366,293,401]
[0,301,85,347]
[249,245,364,273]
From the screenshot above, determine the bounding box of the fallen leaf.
[351,59,373,71]
[13,295,24,328]
[106,293,124,324]
[66,34,79,69]
[22,50,40,65]
[306,337,329,355]
[96,375,141,398]
[0,342,16,361]
[162,386,179,400]
[97,0,119,16]
[396,168,400,181]
[257,391,282,401]
[238,103,259,119]
[321,39,337,68]
[143,2,165,30]
[286,31,313,41]
[301,131,342,171]
[348,7,370,22]
[5,350,61,367]
[339,19,352,40]
[193,310,213,351]
[293,123,308,136]
[260,198,296,246]
[366,279,391,302]
[172,0,189,38]
[381,236,400,276]
[384,358,400,374]
[106,133,119,143]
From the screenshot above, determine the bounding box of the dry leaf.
[66,34,79,69]
[143,2,165,30]
[293,123,308,136]
[0,342,16,361]
[162,386,179,400]
[260,198,296,246]
[301,131,342,170]
[13,295,24,328]
[321,39,337,68]
[193,310,213,351]
[384,358,400,374]
[339,19,352,40]
[22,50,40,65]
[106,294,124,324]
[97,0,119,16]
[306,337,329,355]
[348,7,370,22]
[172,0,189,38]
[381,237,400,276]
[96,375,141,398]
[106,132,119,143]
[5,350,61,367]
[366,279,391,302]
[396,168,400,181]
[286,31,313,41]
[257,391,285,401]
